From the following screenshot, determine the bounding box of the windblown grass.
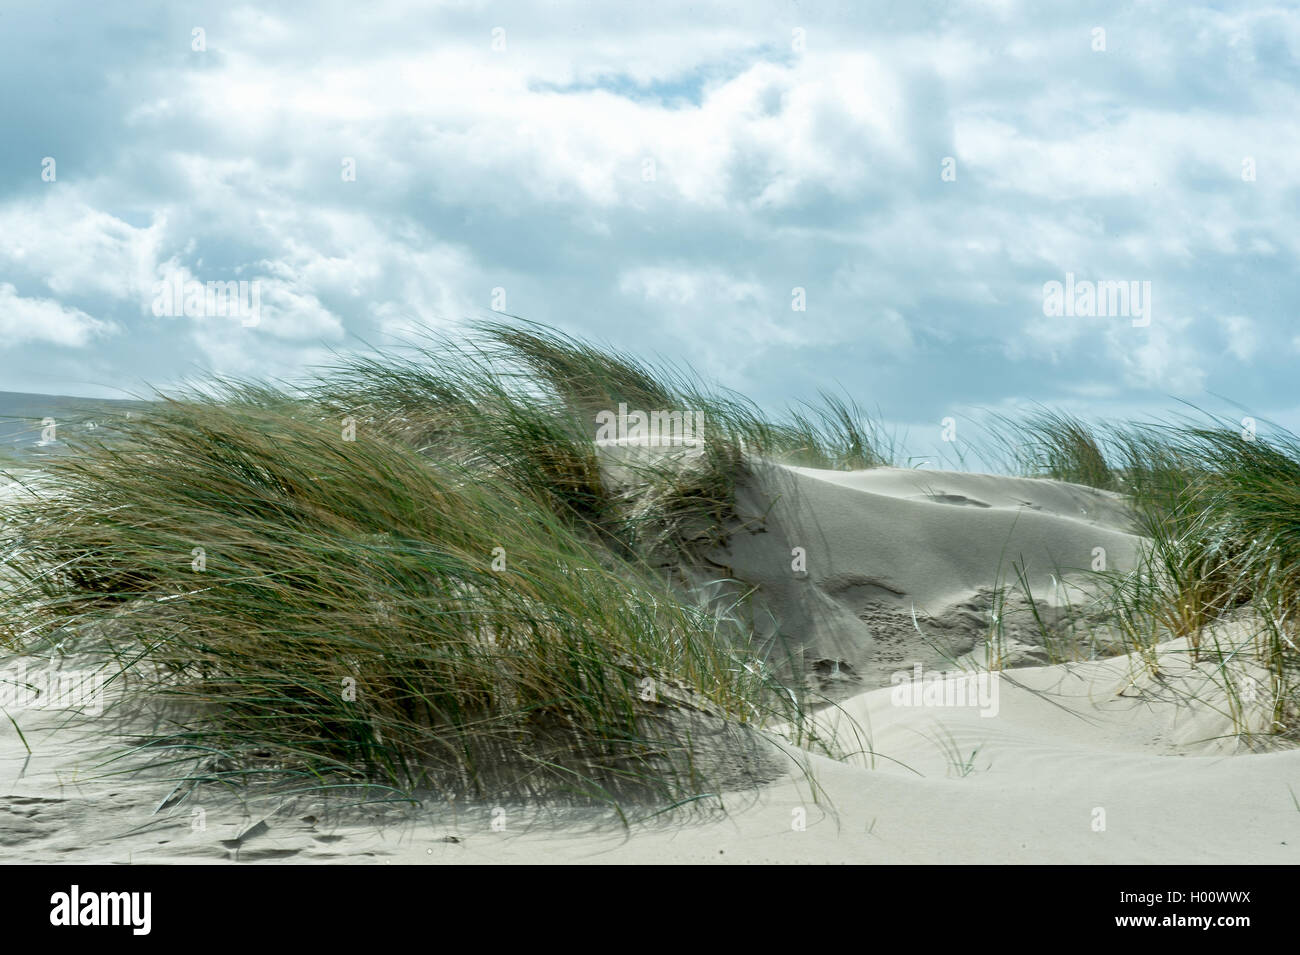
[984,408,1117,490]
[0,396,805,805]
[983,408,1298,732]
[1172,422,1300,728]
[0,321,881,808]
[311,322,897,559]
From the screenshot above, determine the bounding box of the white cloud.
[1217,314,1258,361]
[1112,316,1207,394]
[0,194,164,305]
[0,284,114,347]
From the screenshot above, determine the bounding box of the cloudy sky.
[4,0,1299,448]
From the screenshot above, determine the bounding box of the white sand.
[2,465,1297,863]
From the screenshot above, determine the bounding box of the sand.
[2,464,1297,863]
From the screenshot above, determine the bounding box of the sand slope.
[709,464,1144,692]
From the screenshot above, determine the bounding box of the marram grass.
[0,397,798,805]
[1,321,895,809]
[984,409,1298,733]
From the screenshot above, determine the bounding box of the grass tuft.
[0,396,797,804]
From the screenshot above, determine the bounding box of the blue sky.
[3,0,1299,448]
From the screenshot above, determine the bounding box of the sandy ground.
[2,465,1297,863]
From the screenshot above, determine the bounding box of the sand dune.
[709,463,1145,693]
[2,464,1296,863]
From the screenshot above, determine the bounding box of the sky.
[3,0,1299,451]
